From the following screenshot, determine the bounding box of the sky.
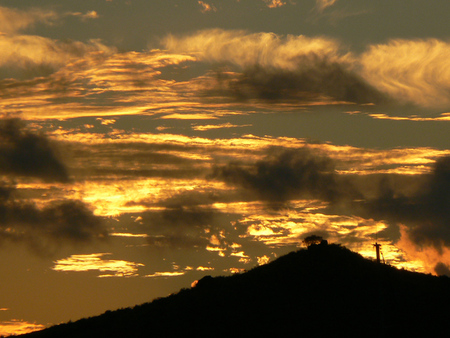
[0,0,449,335]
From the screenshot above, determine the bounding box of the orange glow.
[110,233,149,238]
[226,268,245,274]
[192,123,252,131]
[396,225,450,275]
[0,320,45,336]
[368,113,450,122]
[257,255,270,265]
[196,266,214,271]
[264,0,286,8]
[198,1,217,13]
[143,272,185,278]
[160,113,219,120]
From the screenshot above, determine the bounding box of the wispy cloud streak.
[361,39,450,108]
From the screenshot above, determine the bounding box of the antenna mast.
[374,242,381,264]
[374,223,382,264]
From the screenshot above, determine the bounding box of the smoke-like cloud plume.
[0,118,70,182]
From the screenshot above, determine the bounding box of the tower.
[374,242,381,264]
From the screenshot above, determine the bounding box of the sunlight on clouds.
[396,225,450,275]
[160,113,219,120]
[225,267,246,274]
[72,179,223,217]
[206,245,226,257]
[361,39,450,109]
[97,118,116,126]
[257,255,270,265]
[0,35,113,76]
[51,130,448,195]
[0,50,196,119]
[192,123,252,131]
[144,271,185,278]
[71,10,100,20]
[231,251,251,264]
[198,1,217,13]
[196,266,214,271]
[0,6,57,34]
[163,29,350,71]
[47,127,449,184]
[110,233,149,238]
[52,253,144,277]
[264,0,286,8]
[315,0,338,12]
[367,112,450,122]
[0,320,45,336]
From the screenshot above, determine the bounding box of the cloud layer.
[164,29,450,109]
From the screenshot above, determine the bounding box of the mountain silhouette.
[22,243,450,337]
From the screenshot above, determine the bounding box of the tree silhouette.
[302,235,323,247]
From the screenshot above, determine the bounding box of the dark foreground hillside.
[23,244,450,337]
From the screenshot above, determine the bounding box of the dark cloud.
[205,60,388,105]
[0,183,107,254]
[434,262,450,277]
[138,203,242,250]
[211,147,358,204]
[0,118,70,182]
[362,156,450,251]
[141,207,215,250]
[146,206,216,229]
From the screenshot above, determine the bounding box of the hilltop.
[22,244,450,337]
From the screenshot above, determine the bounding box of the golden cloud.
[163,29,350,70]
[0,6,57,34]
[52,253,144,277]
[143,271,186,278]
[361,39,450,109]
[264,0,286,9]
[198,1,217,13]
[0,34,114,78]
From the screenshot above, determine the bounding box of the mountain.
[22,243,450,337]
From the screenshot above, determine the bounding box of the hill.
[22,243,450,337]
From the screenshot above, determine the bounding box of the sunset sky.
[0,0,449,335]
